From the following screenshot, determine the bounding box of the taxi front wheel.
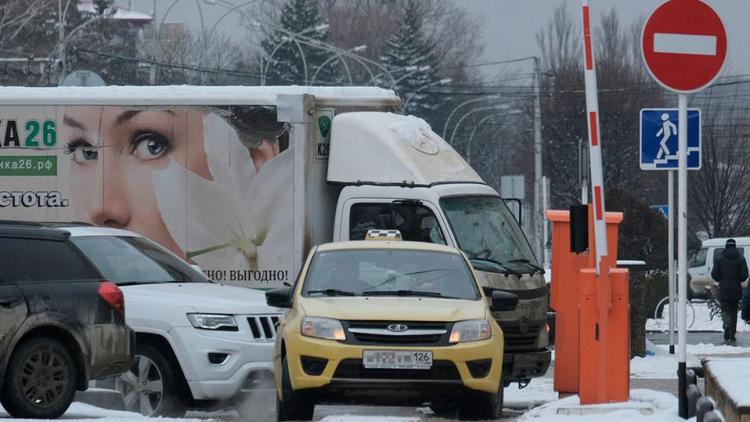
[458,380,504,420]
[276,356,314,421]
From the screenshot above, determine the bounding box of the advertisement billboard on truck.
[0,104,295,287]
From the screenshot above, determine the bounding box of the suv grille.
[333,359,460,380]
[248,315,280,340]
[344,321,449,346]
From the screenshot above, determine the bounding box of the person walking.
[742,278,750,326]
[711,239,749,346]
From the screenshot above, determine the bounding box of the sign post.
[641,107,701,358]
[641,0,727,417]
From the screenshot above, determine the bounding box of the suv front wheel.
[0,337,78,419]
[115,343,187,417]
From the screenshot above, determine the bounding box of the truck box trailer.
[0,85,549,384]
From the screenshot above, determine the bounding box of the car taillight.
[98,281,124,313]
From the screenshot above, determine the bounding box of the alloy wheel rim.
[116,354,164,416]
[20,349,69,408]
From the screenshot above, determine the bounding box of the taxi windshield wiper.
[362,290,446,298]
[306,289,356,297]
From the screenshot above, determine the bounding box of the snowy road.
[0,377,555,421]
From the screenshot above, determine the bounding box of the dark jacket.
[711,247,749,301]
[742,283,750,321]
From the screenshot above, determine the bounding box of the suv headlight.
[187,313,238,331]
[449,320,491,343]
[301,317,346,341]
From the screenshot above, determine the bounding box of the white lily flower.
[152,113,293,285]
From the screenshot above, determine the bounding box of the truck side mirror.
[266,287,293,309]
[489,290,519,312]
[570,204,588,254]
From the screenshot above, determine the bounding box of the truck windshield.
[71,236,210,285]
[440,195,539,274]
[302,249,480,300]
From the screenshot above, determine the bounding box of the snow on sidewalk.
[517,389,680,421]
[630,339,750,379]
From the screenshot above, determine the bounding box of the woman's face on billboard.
[63,106,211,256]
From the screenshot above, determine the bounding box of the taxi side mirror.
[489,290,519,312]
[266,287,293,309]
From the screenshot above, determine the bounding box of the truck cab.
[326,112,550,384]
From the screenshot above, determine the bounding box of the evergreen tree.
[380,1,442,119]
[261,0,338,85]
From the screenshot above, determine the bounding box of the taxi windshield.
[301,249,480,300]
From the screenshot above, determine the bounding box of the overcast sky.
[124,0,750,77]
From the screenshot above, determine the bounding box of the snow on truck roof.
[0,85,399,106]
[327,112,484,186]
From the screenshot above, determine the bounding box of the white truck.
[0,85,549,391]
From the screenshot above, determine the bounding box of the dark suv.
[0,224,133,419]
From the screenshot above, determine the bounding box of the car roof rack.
[38,221,94,227]
[0,220,94,228]
[0,220,43,227]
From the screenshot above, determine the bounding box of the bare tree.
[690,85,750,237]
[535,5,665,207]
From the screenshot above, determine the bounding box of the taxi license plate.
[362,350,433,370]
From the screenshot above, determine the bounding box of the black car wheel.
[458,378,504,420]
[115,343,187,417]
[276,356,314,421]
[0,337,77,419]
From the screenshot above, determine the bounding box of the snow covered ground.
[0,403,206,422]
[517,389,681,421]
[630,339,750,379]
[646,301,750,332]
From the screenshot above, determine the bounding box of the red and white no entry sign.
[642,0,727,93]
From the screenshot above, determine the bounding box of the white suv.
[61,226,280,418]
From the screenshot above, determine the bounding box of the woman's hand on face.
[249,140,280,172]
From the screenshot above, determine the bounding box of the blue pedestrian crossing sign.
[640,108,701,170]
[650,205,669,219]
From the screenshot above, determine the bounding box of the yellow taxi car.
[266,230,518,421]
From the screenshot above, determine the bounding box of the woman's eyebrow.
[114,109,176,126]
[63,115,85,130]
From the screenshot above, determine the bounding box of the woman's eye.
[132,133,170,161]
[66,141,98,164]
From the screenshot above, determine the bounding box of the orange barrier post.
[579,263,630,404]
[547,208,624,397]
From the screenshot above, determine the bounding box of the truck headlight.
[449,320,491,343]
[187,313,238,331]
[301,317,346,341]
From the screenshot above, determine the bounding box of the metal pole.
[533,57,544,264]
[668,170,675,354]
[260,54,264,86]
[677,93,688,419]
[57,0,65,84]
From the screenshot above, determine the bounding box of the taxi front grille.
[343,321,450,346]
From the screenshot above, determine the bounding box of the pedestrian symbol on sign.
[639,108,701,170]
[656,113,677,160]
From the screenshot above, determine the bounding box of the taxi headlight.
[301,317,346,341]
[449,320,491,343]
